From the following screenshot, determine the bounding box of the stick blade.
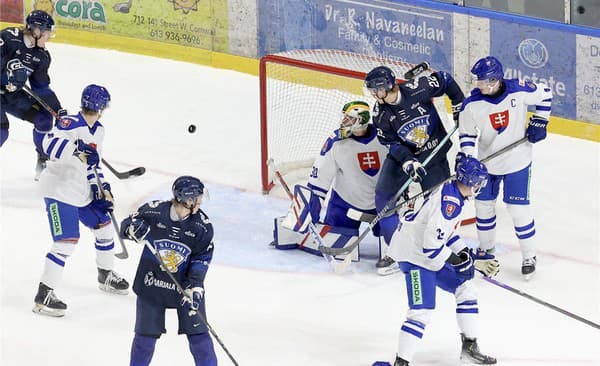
[115,250,129,259]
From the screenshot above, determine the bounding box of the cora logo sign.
[55,0,106,23]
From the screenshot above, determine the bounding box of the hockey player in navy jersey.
[364,65,465,275]
[32,84,129,317]
[0,10,66,176]
[121,176,217,366]
[385,156,499,366]
[272,101,388,262]
[459,56,552,279]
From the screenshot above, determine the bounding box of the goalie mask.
[338,101,370,139]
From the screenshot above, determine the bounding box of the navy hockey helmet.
[471,56,503,82]
[364,66,396,95]
[456,156,488,195]
[81,84,111,112]
[26,10,55,33]
[172,176,204,203]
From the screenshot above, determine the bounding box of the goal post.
[260,49,422,194]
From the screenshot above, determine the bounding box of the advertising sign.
[576,35,600,123]
[0,0,24,23]
[24,0,228,51]
[491,19,576,119]
[259,0,454,73]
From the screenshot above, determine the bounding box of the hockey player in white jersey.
[32,84,129,317]
[385,156,499,366]
[272,101,388,262]
[458,56,552,279]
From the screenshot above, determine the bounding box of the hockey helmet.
[455,156,488,195]
[172,176,205,203]
[339,101,370,138]
[81,84,111,112]
[364,66,396,97]
[26,10,55,33]
[471,56,503,92]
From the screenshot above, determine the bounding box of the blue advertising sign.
[490,20,576,119]
[258,0,454,72]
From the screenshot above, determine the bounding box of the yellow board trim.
[3,21,598,142]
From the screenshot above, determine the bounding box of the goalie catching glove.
[182,287,204,316]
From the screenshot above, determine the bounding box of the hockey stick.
[403,61,430,80]
[22,85,146,180]
[93,167,129,259]
[139,239,240,365]
[320,124,460,257]
[347,137,529,224]
[482,276,600,330]
[101,158,146,179]
[267,159,353,273]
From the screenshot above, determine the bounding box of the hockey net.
[260,49,435,194]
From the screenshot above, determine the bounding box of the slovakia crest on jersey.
[489,110,509,134]
[357,151,381,176]
[59,118,71,129]
[154,239,191,273]
[398,116,430,148]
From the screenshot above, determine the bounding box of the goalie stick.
[347,137,529,224]
[319,123,459,257]
[93,167,129,259]
[22,85,146,180]
[138,238,240,365]
[267,159,353,273]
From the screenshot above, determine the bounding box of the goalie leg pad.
[301,224,359,261]
[272,217,306,250]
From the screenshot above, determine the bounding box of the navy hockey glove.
[74,139,99,166]
[472,249,500,277]
[90,182,114,212]
[447,248,474,280]
[527,116,548,143]
[455,151,467,167]
[5,59,28,92]
[402,160,427,183]
[182,287,204,316]
[126,218,151,242]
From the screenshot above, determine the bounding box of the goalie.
[271,101,389,263]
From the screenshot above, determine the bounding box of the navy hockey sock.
[187,333,217,366]
[130,334,157,366]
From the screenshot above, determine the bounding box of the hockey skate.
[460,333,497,365]
[32,282,67,317]
[521,256,536,280]
[376,256,400,276]
[34,154,48,181]
[393,356,409,365]
[98,268,130,295]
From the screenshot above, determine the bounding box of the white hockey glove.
[182,287,204,316]
[472,249,500,277]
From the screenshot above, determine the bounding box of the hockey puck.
[188,124,196,133]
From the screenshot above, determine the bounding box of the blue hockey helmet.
[81,84,111,112]
[455,156,488,195]
[172,176,205,203]
[26,10,55,33]
[471,56,504,82]
[364,66,396,96]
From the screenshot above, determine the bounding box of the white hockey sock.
[475,200,497,251]
[455,281,479,338]
[40,240,76,289]
[94,224,115,270]
[507,204,536,259]
[397,309,432,362]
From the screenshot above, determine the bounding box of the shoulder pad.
[440,183,463,220]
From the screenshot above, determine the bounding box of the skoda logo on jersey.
[489,110,509,134]
[398,115,430,148]
[155,239,191,273]
[357,151,381,177]
[518,39,549,69]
